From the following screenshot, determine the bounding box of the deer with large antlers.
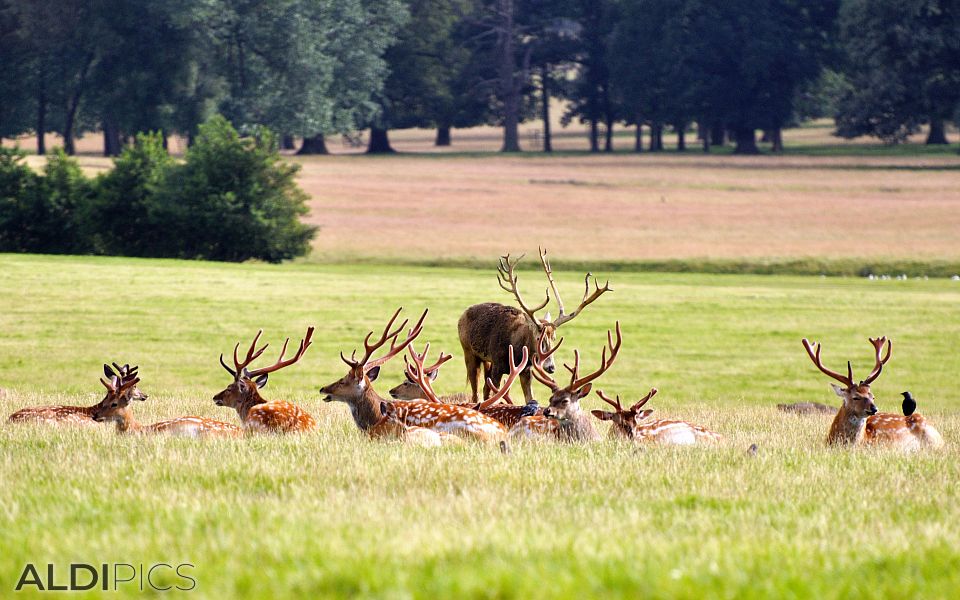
[94,376,242,437]
[213,327,316,433]
[8,363,146,426]
[508,322,622,442]
[458,247,613,404]
[592,388,722,445]
[388,351,472,405]
[801,337,943,449]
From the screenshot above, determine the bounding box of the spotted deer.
[8,363,146,426]
[592,388,722,445]
[94,377,242,437]
[214,327,316,433]
[458,247,612,404]
[802,337,943,450]
[388,351,472,404]
[508,322,621,442]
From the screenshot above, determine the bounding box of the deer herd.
[6,248,945,452]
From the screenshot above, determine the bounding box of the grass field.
[2,253,960,598]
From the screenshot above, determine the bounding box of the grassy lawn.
[2,254,959,598]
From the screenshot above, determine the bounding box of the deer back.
[458,303,537,365]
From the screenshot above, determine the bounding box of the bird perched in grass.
[901,391,917,417]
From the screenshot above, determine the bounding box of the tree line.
[0,0,957,156]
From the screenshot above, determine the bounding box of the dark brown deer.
[458,247,612,404]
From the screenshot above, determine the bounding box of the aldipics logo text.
[14,563,196,592]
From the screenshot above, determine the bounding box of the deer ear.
[428,369,439,382]
[543,311,552,323]
[380,401,388,415]
[576,383,593,399]
[830,383,847,399]
[591,409,614,421]
[638,409,654,420]
[104,364,116,379]
[367,366,381,381]
[255,374,269,388]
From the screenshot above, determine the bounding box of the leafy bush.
[0,116,316,262]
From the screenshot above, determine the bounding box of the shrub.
[148,116,316,262]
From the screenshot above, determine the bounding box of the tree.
[835,0,960,145]
[566,0,619,152]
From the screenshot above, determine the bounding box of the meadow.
[2,253,960,598]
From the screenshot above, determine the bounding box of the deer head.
[91,372,145,424]
[497,247,612,373]
[591,388,658,439]
[530,321,622,421]
[801,336,892,419]
[320,308,427,407]
[214,327,314,411]
[388,348,451,400]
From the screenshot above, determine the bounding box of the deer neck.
[556,410,600,442]
[827,404,865,445]
[237,388,268,422]
[114,408,141,434]
[349,386,387,432]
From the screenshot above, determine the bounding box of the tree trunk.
[366,127,395,154]
[541,67,552,152]
[63,104,78,156]
[710,122,725,146]
[650,123,663,152]
[297,133,329,155]
[36,87,46,155]
[102,117,122,157]
[435,126,451,147]
[926,119,948,145]
[770,127,783,153]
[604,115,614,152]
[699,121,710,153]
[733,127,759,155]
[589,119,599,152]
[497,0,521,152]
[677,126,686,151]
[760,130,772,143]
[281,134,296,150]
[634,123,642,152]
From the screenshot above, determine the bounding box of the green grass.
[2,254,959,598]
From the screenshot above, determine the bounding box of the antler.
[530,327,564,391]
[630,387,658,412]
[861,336,892,385]
[101,375,140,395]
[565,321,622,392]
[404,343,448,403]
[541,247,612,328]
[801,338,854,388]
[222,329,269,378]
[498,253,550,323]
[405,346,453,382]
[342,308,428,373]
[481,345,530,410]
[245,326,315,377]
[596,389,623,412]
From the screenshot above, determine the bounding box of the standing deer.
[458,247,612,404]
[801,337,943,450]
[8,363,146,426]
[214,327,316,433]
[508,322,621,442]
[591,388,722,445]
[94,377,242,437]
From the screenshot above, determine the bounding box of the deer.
[801,336,944,450]
[507,322,622,442]
[388,351,472,404]
[458,247,612,405]
[8,363,146,426]
[214,327,316,433]
[390,347,543,429]
[93,376,242,437]
[591,388,722,445]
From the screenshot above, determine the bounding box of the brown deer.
[388,351,472,404]
[802,337,943,450]
[214,327,316,433]
[94,377,242,437]
[458,247,612,404]
[592,388,722,445]
[8,363,146,426]
[507,322,621,442]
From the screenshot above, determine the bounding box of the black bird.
[519,401,540,418]
[901,391,917,417]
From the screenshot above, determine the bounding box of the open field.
[2,254,960,597]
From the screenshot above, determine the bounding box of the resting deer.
[802,337,943,450]
[8,363,146,426]
[390,347,543,429]
[320,307,510,443]
[592,388,722,445]
[388,352,472,404]
[94,377,242,437]
[508,322,621,442]
[214,327,316,433]
[458,247,612,404]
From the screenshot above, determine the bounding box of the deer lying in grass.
[94,376,242,437]
[507,322,622,442]
[214,327,316,433]
[802,336,943,450]
[8,363,146,426]
[592,388,722,445]
[458,247,612,404]
[388,351,472,404]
